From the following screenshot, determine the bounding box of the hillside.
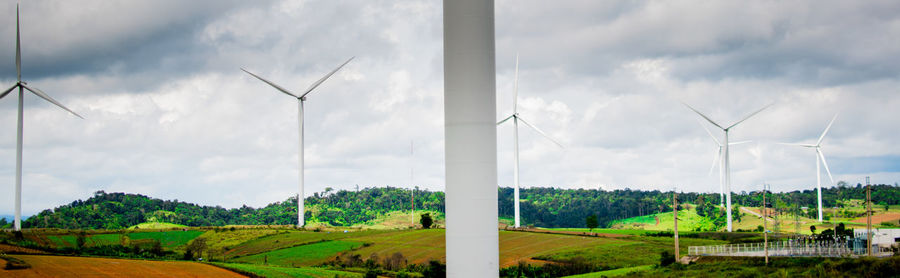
[18,184,900,230]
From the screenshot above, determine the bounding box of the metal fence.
[688,241,892,257]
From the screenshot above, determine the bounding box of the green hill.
[20,184,900,230]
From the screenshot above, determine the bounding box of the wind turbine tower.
[684,102,772,232]
[242,57,354,228]
[444,0,499,275]
[782,114,837,222]
[2,5,84,231]
[497,55,564,228]
[698,121,750,207]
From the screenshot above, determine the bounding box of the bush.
[422,260,445,278]
[420,213,433,229]
[659,250,675,267]
[1,255,31,270]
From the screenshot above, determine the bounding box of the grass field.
[338,228,727,268]
[213,262,362,278]
[564,265,654,277]
[351,210,445,229]
[127,230,204,249]
[89,233,124,246]
[542,228,651,236]
[342,228,446,265]
[195,228,281,254]
[536,235,724,270]
[230,240,364,267]
[1,255,244,277]
[128,222,187,229]
[611,207,718,232]
[226,229,390,258]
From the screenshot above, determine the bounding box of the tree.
[810,225,817,234]
[585,215,598,232]
[659,250,675,267]
[420,213,433,229]
[185,238,208,260]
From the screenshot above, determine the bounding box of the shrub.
[659,250,675,267]
[420,213,433,229]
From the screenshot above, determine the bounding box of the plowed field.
[0,255,245,277]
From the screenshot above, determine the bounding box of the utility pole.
[763,184,768,265]
[673,187,679,260]
[411,140,415,226]
[867,176,872,257]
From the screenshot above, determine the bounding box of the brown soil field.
[0,255,246,277]
[344,229,632,268]
[851,212,900,224]
[498,231,629,267]
[519,228,632,238]
[0,243,50,254]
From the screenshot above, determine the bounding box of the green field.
[565,265,654,277]
[128,222,187,229]
[231,240,364,267]
[542,228,651,235]
[534,234,723,270]
[212,263,363,278]
[127,230,204,249]
[196,228,281,254]
[87,234,123,246]
[226,230,390,258]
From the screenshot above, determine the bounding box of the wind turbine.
[684,102,772,232]
[497,55,563,228]
[782,114,837,222]
[2,5,84,231]
[241,57,353,228]
[698,120,750,207]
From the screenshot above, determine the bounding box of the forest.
[15,182,900,230]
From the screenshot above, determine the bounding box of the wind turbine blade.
[22,85,83,119]
[816,113,838,146]
[513,54,519,113]
[241,68,299,98]
[682,102,723,130]
[728,140,752,146]
[497,114,515,125]
[727,102,774,130]
[16,4,21,81]
[0,84,17,100]
[697,119,721,146]
[708,146,722,177]
[777,142,816,148]
[817,148,835,183]
[517,116,564,148]
[301,56,354,98]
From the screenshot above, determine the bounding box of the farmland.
[128,230,205,249]
[231,240,364,267]
[213,262,362,278]
[0,255,245,277]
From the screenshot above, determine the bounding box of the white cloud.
[1,0,899,215]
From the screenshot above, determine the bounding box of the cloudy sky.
[2,0,899,215]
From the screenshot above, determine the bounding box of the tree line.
[16,182,900,230]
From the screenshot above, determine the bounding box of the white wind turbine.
[698,120,751,207]
[2,5,84,231]
[497,55,563,228]
[241,57,353,228]
[684,102,772,232]
[782,114,837,222]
